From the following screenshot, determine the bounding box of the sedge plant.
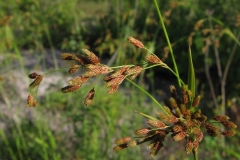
[26,2,237,160]
[26,36,237,160]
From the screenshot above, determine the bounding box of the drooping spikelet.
[147,119,166,128]
[84,88,95,106]
[221,120,237,129]
[204,122,219,137]
[68,76,89,86]
[28,72,39,79]
[213,115,230,121]
[169,85,177,98]
[82,49,100,64]
[134,128,151,136]
[109,66,130,77]
[84,64,113,77]
[61,85,81,93]
[221,130,236,137]
[104,75,126,94]
[192,95,201,107]
[115,137,132,145]
[27,94,37,107]
[172,131,186,142]
[172,124,184,133]
[29,75,43,89]
[127,36,144,48]
[145,54,162,64]
[113,144,128,152]
[68,65,80,74]
[150,141,163,158]
[125,66,143,80]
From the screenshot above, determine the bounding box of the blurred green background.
[0,0,240,159]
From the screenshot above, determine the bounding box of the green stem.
[43,68,70,75]
[193,148,199,160]
[153,0,181,87]
[126,78,169,116]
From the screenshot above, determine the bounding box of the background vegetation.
[0,0,239,159]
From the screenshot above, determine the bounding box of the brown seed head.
[221,120,237,129]
[27,94,34,107]
[29,75,43,89]
[156,111,169,123]
[108,85,118,94]
[194,19,204,31]
[196,130,204,142]
[127,140,138,147]
[192,95,201,107]
[163,106,172,115]
[113,144,128,152]
[182,94,189,104]
[205,122,219,137]
[28,72,39,79]
[61,85,81,93]
[125,66,143,80]
[145,54,162,64]
[172,124,184,133]
[127,36,144,48]
[68,65,80,74]
[27,94,37,107]
[61,53,76,60]
[134,128,151,136]
[105,75,126,88]
[84,64,113,77]
[82,49,100,64]
[172,131,186,142]
[213,115,230,122]
[169,85,177,98]
[150,141,162,158]
[115,137,132,145]
[221,130,236,137]
[147,119,166,128]
[169,97,178,109]
[185,140,194,154]
[168,115,179,123]
[111,66,130,77]
[68,76,89,86]
[180,104,187,115]
[84,88,95,106]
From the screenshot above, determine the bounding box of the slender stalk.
[126,78,169,116]
[192,148,199,160]
[153,0,181,87]
[222,30,240,108]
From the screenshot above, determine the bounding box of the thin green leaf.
[187,46,195,99]
[135,111,159,121]
[223,28,240,46]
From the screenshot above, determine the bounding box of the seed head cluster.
[25,36,237,159]
[113,85,237,157]
[26,39,152,107]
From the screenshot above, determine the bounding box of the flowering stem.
[153,0,181,87]
[193,148,199,160]
[126,78,169,116]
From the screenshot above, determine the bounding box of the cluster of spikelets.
[113,85,237,157]
[27,37,165,107]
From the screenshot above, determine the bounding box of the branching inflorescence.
[26,37,237,159]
